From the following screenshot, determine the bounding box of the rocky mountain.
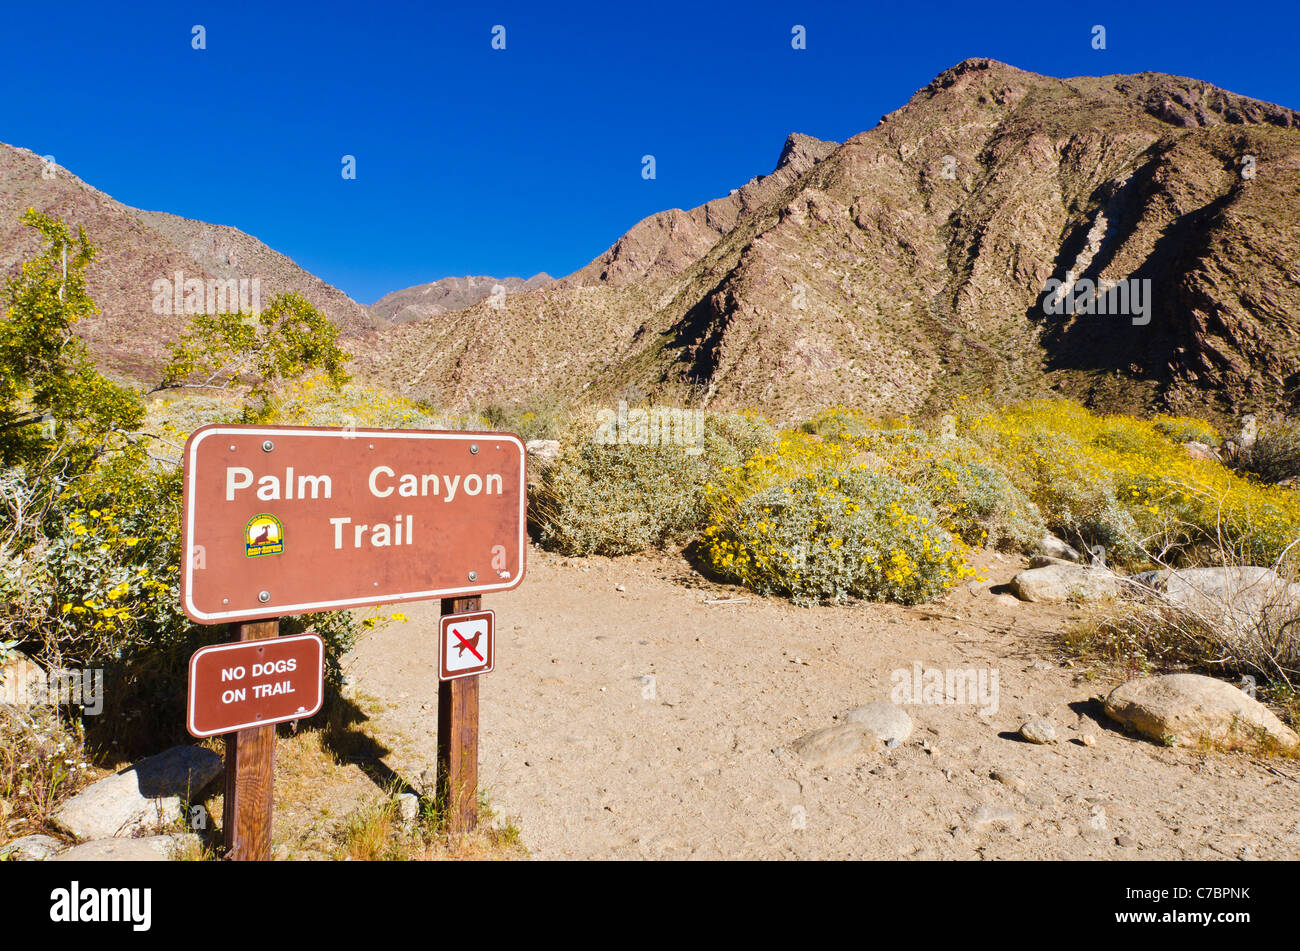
[0,142,378,382]
[370,273,553,323]
[362,59,1300,424]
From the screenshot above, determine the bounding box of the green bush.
[702,468,975,606]
[530,441,705,556]
[528,409,775,557]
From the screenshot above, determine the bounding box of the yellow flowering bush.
[818,428,1046,552]
[966,400,1300,565]
[703,467,976,606]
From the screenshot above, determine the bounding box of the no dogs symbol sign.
[439,610,494,681]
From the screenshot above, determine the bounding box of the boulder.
[0,833,63,861]
[841,703,913,745]
[1131,567,1300,641]
[1029,555,1076,569]
[1038,534,1081,562]
[50,833,201,862]
[1009,564,1118,603]
[53,746,222,841]
[1104,673,1298,749]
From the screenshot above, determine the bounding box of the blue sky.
[2,0,1296,304]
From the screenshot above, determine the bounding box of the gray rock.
[0,833,63,861]
[1038,534,1081,562]
[789,724,873,767]
[525,439,561,465]
[990,769,1026,792]
[841,702,913,745]
[53,746,222,841]
[1019,718,1057,744]
[1104,673,1299,749]
[1010,564,1118,603]
[51,833,200,862]
[397,792,421,828]
[1182,441,1221,463]
[1029,555,1076,569]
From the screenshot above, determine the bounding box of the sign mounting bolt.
[470,444,479,455]
[262,440,274,452]
[468,571,478,581]
[258,590,271,603]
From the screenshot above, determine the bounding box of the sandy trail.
[345,547,1300,860]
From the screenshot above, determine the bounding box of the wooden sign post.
[438,596,481,834]
[222,619,279,861]
[180,425,526,858]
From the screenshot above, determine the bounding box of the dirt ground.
[344,546,1300,860]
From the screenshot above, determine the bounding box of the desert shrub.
[799,406,877,440]
[0,702,94,838]
[474,397,569,443]
[702,468,975,606]
[908,458,1045,551]
[1153,414,1220,447]
[527,408,775,557]
[701,411,776,474]
[530,441,705,556]
[1242,418,1300,485]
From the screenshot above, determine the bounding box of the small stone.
[397,792,421,828]
[1116,834,1137,849]
[1081,734,1097,747]
[614,584,625,592]
[991,769,1026,792]
[1019,718,1057,744]
[789,724,872,767]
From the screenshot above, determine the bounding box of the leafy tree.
[153,291,350,419]
[0,210,145,474]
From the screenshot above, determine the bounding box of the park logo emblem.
[245,513,283,557]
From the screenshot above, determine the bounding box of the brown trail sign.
[181,425,526,858]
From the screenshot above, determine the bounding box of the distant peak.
[775,132,839,173]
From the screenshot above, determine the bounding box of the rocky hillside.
[370,273,553,323]
[362,59,1300,423]
[0,142,378,382]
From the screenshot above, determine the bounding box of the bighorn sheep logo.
[245,514,284,557]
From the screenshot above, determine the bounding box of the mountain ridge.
[362,57,1300,424]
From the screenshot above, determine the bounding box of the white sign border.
[182,426,528,623]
